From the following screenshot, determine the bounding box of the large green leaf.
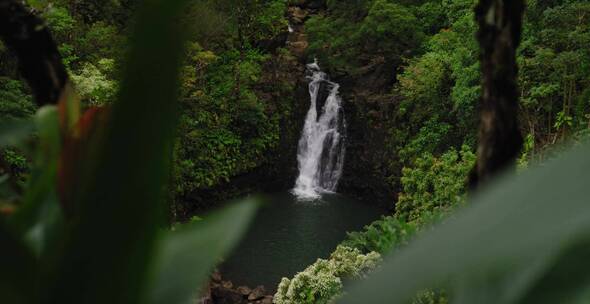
[44,0,191,303]
[339,140,590,304]
[148,200,259,304]
[0,220,38,304]
[10,106,64,258]
[518,238,590,303]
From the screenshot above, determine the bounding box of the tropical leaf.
[0,220,38,304]
[149,199,259,304]
[43,1,191,302]
[339,140,590,304]
[10,106,64,258]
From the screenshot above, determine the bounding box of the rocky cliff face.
[338,83,398,208]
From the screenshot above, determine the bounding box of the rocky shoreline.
[200,271,274,304]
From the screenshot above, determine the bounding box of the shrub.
[306,0,423,74]
[274,246,381,304]
[0,78,34,120]
[274,260,342,304]
[71,59,118,106]
[358,0,423,57]
[330,245,381,278]
[251,0,288,42]
[395,146,475,223]
[342,216,417,254]
[43,6,76,42]
[412,289,449,304]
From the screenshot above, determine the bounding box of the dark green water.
[220,192,383,291]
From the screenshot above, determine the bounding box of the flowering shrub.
[274,246,381,304]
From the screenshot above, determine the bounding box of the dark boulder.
[315,79,332,118]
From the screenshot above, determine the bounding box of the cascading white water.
[293,60,346,200]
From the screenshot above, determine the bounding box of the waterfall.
[293,60,346,200]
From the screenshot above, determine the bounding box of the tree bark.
[469,0,525,190]
[0,0,68,106]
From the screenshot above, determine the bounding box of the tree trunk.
[469,0,525,190]
[0,0,68,106]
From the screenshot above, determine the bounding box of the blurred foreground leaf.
[45,0,191,303]
[0,1,259,304]
[340,140,590,304]
[10,106,64,257]
[0,220,37,303]
[149,199,259,304]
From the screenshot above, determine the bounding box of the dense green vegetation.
[3,0,588,214]
[173,0,291,207]
[0,0,298,217]
[305,0,425,77]
[304,0,589,190]
[1,0,590,303]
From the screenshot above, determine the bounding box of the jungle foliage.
[305,0,589,189]
[0,0,295,217]
[1,0,590,303]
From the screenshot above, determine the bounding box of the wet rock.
[288,6,308,24]
[315,80,332,117]
[248,286,266,301]
[289,41,308,58]
[199,285,213,304]
[261,296,274,304]
[237,286,252,296]
[222,281,233,289]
